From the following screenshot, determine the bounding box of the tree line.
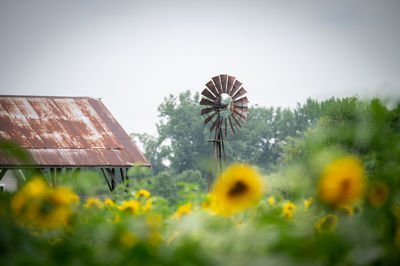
[131,91,364,175]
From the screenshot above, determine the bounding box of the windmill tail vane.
[199,74,249,191]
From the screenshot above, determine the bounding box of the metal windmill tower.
[199,74,249,190]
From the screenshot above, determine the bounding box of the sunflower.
[212,163,263,216]
[118,200,140,214]
[368,180,389,207]
[136,189,151,199]
[171,203,192,220]
[283,202,295,219]
[304,197,312,210]
[315,214,338,232]
[141,200,152,212]
[338,205,354,216]
[119,231,138,248]
[317,156,366,207]
[84,197,103,209]
[104,198,116,207]
[11,177,78,229]
[268,197,275,205]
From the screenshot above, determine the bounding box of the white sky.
[1,0,400,135]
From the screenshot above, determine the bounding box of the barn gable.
[0,95,150,191]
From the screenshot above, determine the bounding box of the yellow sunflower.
[368,180,389,207]
[11,177,78,229]
[338,205,354,216]
[84,197,103,209]
[268,197,275,205]
[118,200,140,214]
[283,202,295,219]
[104,198,116,207]
[315,214,338,232]
[136,189,151,199]
[317,156,366,207]
[171,203,192,220]
[304,197,312,210]
[141,200,152,212]
[212,163,263,216]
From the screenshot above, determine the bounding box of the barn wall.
[0,170,18,192]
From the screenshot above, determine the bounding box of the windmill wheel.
[200,74,249,138]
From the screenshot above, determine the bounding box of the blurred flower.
[368,181,389,207]
[315,214,338,232]
[236,220,244,228]
[338,205,354,216]
[11,177,78,229]
[146,213,162,229]
[212,163,263,216]
[171,203,192,220]
[304,197,312,210]
[113,213,121,223]
[268,197,275,205]
[142,200,152,212]
[118,200,140,214]
[136,189,151,199]
[317,156,366,207]
[283,202,295,219]
[84,197,103,209]
[104,198,115,207]
[120,231,138,248]
[51,187,79,206]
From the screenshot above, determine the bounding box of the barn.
[0,95,150,192]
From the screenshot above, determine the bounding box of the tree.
[131,91,329,174]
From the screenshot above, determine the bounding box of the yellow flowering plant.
[212,163,264,216]
[11,177,78,229]
[317,156,366,207]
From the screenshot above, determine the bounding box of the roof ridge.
[0,95,101,100]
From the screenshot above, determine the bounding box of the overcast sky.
[1,0,399,135]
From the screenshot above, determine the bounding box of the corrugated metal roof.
[0,95,150,167]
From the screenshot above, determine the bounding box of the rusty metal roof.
[0,95,150,167]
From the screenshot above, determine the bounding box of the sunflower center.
[340,178,352,193]
[228,181,248,197]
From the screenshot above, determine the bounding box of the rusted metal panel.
[0,96,150,167]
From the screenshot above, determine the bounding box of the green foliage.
[132,92,328,175]
[2,95,400,265]
[57,170,109,196]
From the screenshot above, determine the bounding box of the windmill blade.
[200,98,216,106]
[228,116,236,134]
[210,116,220,132]
[233,110,247,122]
[212,76,222,94]
[227,75,235,94]
[232,87,247,100]
[204,112,217,125]
[230,80,242,96]
[201,88,217,101]
[224,118,228,137]
[220,74,228,93]
[233,97,249,105]
[234,105,249,113]
[231,114,242,129]
[206,81,219,97]
[201,107,216,115]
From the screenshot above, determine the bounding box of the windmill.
[200,74,249,190]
